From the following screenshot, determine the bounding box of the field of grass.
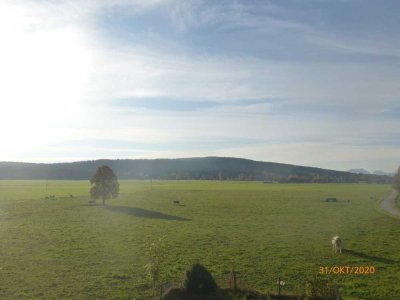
[0,180,399,299]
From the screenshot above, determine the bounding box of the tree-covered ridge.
[0,157,392,183]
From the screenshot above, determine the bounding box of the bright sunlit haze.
[0,0,399,173]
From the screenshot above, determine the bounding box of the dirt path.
[380,190,400,217]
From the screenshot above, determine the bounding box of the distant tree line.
[145,170,391,183]
[0,157,393,184]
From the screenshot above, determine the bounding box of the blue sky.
[0,0,399,172]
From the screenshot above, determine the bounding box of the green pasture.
[0,180,399,299]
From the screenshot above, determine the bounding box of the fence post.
[233,269,237,292]
[335,284,341,300]
[278,277,281,298]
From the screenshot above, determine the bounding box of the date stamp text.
[319,266,375,275]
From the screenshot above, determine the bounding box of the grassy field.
[0,180,399,299]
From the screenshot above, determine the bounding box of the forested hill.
[0,157,392,183]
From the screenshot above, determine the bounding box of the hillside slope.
[0,157,391,183]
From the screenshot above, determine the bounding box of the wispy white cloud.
[310,33,400,58]
[88,41,400,109]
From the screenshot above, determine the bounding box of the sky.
[0,0,399,173]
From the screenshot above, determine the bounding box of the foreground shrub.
[145,236,167,299]
[305,276,338,299]
[184,263,217,295]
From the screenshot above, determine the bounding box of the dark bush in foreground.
[184,263,217,295]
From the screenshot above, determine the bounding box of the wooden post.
[230,263,237,292]
[233,269,237,292]
[278,277,281,298]
[335,285,341,300]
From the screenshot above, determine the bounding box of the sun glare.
[0,3,92,157]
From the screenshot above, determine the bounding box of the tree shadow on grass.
[104,205,191,221]
[343,249,397,264]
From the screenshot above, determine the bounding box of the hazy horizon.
[1,1,399,173]
[0,156,395,175]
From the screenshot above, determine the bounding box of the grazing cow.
[331,236,342,253]
[173,200,180,205]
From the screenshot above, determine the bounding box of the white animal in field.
[331,236,342,253]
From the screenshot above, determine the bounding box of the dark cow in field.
[325,197,337,202]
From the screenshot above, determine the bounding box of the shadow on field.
[343,249,398,264]
[104,205,191,221]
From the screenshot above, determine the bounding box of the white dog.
[331,236,342,253]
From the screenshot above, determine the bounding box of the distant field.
[0,180,399,299]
